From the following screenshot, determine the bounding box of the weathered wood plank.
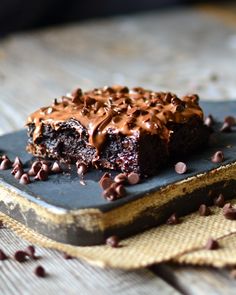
[153,264,236,295]
[0,227,179,295]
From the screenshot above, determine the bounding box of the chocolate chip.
[28,161,42,176]
[14,250,28,262]
[199,204,211,216]
[14,169,24,180]
[220,122,232,133]
[174,162,187,174]
[0,249,7,260]
[34,169,48,181]
[77,163,88,175]
[53,98,58,105]
[211,151,224,163]
[223,205,236,220]
[204,115,214,127]
[51,161,62,174]
[19,173,31,185]
[205,238,219,250]
[224,116,235,127]
[214,193,225,207]
[166,213,179,225]
[106,235,120,247]
[1,154,10,161]
[127,172,140,185]
[114,173,127,184]
[115,184,126,198]
[99,175,113,190]
[11,164,23,175]
[34,265,46,277]
[12,156,23,168]
[63,252,73,259]
[0,159,12,170]
[41,163,50,174]
[26,245,36,259]
[103,186,117,201]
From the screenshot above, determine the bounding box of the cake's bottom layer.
[27,118,210,176]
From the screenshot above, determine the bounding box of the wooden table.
[1,3,236,294]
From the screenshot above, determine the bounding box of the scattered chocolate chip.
[224,116,235,127]
[214,194,225,207]
[99,175,113,190]
[0,159,12,170]
[211,151,224,163]
[204,115,214,127]
[220,122,232,133]
[77,163,88,175]
[19,173,31,185]
[114,173,127,184]
[127,172,140,185]
[26,245,36,259]
[174,162,187,174]
[15,169,24,180]
[11,164,23,175]
[205,238,219,250]
[34,169,48,181]
[14,250,28,262]
[199,204,211,216]
[0,249,7,260]
[223,205,236,220]
[1,154,10,161]
[51,161,62,174]
[12,156,23,168]
[34,265,46,277]
[28,161,42,176]
[41,163,50,174]
[63,252,73,259]
[166,213,179,225]
[103,186,117,201]
[106,235,120,248]
[115,184,126,198]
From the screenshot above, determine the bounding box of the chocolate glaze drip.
[27,86,203,152]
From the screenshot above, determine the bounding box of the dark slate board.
[0,101,236,245]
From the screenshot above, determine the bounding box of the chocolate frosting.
[27,86,203,152]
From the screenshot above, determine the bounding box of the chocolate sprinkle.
[205,238,219,250]
[199,204,211,216]
[106,235,120,248]
[174,162,187,174]
[211,151,224,163]
[63,252,73,259]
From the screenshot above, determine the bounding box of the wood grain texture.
[0,227,179,295]
[154,264,236,295]
[0,3,236,294]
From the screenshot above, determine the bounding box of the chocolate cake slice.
[26,86,210,175]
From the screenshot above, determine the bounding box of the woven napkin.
[2,199,236,269]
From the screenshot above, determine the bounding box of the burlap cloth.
[2,200,236,269]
